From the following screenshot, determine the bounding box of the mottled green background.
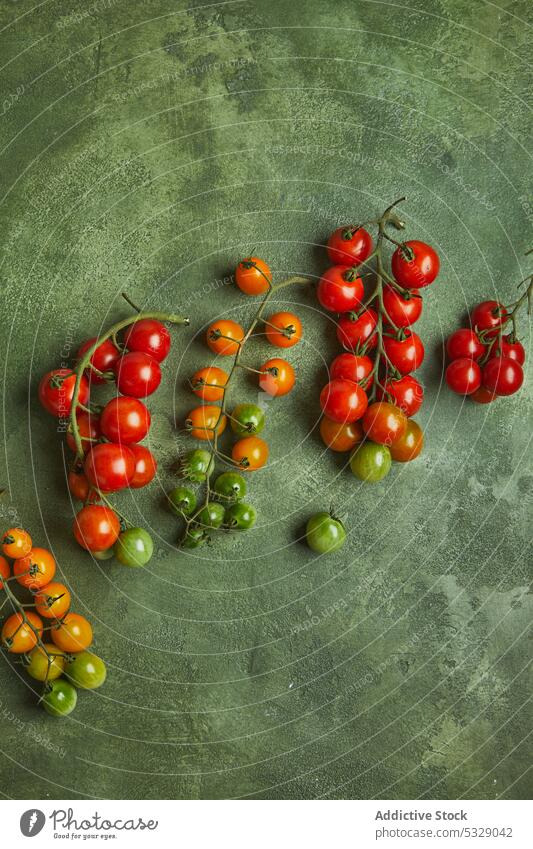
[0,0,531,800]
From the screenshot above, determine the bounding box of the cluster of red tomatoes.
[317,224,440,481]
[39,317,174,566]
[1,527,106,716]
[445,300,525,402]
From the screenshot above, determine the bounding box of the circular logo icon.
[20,809,46,837]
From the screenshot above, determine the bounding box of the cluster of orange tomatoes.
[0,527,106,716]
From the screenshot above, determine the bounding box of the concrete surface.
[0,0,531,799]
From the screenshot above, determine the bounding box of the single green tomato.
[168,486,197,516]
[92,547,114,561]
[350,441,392,482]
[114,527,154,567]
[225,502,257,530]
[181,528,207,549]
[214,471,247,501]
[196,502,225,529]
[41,679,78,717]
[230,403,266,435]
[65,651,107,689]
[179,449,214,482]
[306,512,346,554]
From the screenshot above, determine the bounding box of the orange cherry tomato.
[2,611,43,653]
[14,548,56,591]
[0,555,10,590]
[258,358,295,397]
[231,436,269,471]
[389,420,424,462]
[1,528,32,559]
[51,612,93,652]
[320,416,364,452]
[66,410,100,454]
[186,405,226,440]
[235,257,272,295]
[34,582,71,620]
[191,366,229,402]
[265,311,302,348]
[206,319,244,356]
[362,402,407,446]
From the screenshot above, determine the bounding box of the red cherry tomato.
[73,505,120,551]
[497,335,525,365]
[382,285,422,328]
[123,319,171,362]
[84,443,135,492]
[446,328,485,361]
[0,556,10,589]
[482,357,523,396]
[319,379,368,424]
[445,358,482,395]
[317,266,364,313]
[100,396,151,444]
[67,469,100,503]
[77,337,121,385]
[471,386,496,404]
[330,353,373,389]
[327,226,373,267]
[38,370,89,418]
[336,308,378,352]
[383,330,424,375]
[377,375,423,417]
[129,444,157,488]
[66,409,100,454]
[391,240,440,289]
[470,301,508,338]
[114,352,161,397]
[362,402,407,445]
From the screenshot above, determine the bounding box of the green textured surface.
[0,0,532,800]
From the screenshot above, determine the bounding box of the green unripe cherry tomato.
[42,679,78,717]
[225,502,257,530]
[179,449,214,482]
[181,528,207,549]
[230,403,265,435]
[114,527,154,567]
[168,486,197,516]
[93,548,114,561]
[26,643,65,682]
[196,502,225,529]
[214,471,247,500]
[350,441,391,482]
[65,651,107,689]
[306,512,346,554]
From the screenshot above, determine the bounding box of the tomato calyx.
[341,226,361,240]
[342,267,360,283]
[49,371,74,389]
[398,243,415,262]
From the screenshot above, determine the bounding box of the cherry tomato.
[114,528,153,568]
[39,369,89,418]
[231,436,269,471]
[214,471,247,500]
[129,444,157,488]
[471,386,496,404]
[179,449,214,482]
[362,402,407,445]
[265,312,302,348]
[330,352,373,388]
[470,300,508,338]
[306,512,346,553]
[26,643,65,682]
[230,403,265,435]
[497,335,525,365]
[168,486,197,516]
[42,679,77,717]
[383,330,424,375]
[14,547,56,591]
[84,443,135,492]
[65,651,107,689]
[114,352,161,397]
[317,266,364,313]
[0,555,10,589]
[1,527,32,559]
[77,337,121,384]
[67,469,100,503]
[73,504,120,552]
[2,611,43,653]
[482,356,523,396]
[445,358,482,395]
[224,502,257,530]
[350,442,391,482]
[196,502,226,529]
[391,240,440,289]
[191,366,228,402]
[320,379,368,424]
[446,328,485,361]
[389,420,424,462]
[66,409,100,454]
[259,358,295,396]
[206,319,244,356]
[377,375,423,417]
[123,319,171,362]
[382,285,423,328]
[100,396,151,444]
[51,612,93,652]
[34,582,71,620]
[186,405,226,440]
[336,308,378,352]
[235,257,272,295]
[320,416,363,452]
[327,226,373,267]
